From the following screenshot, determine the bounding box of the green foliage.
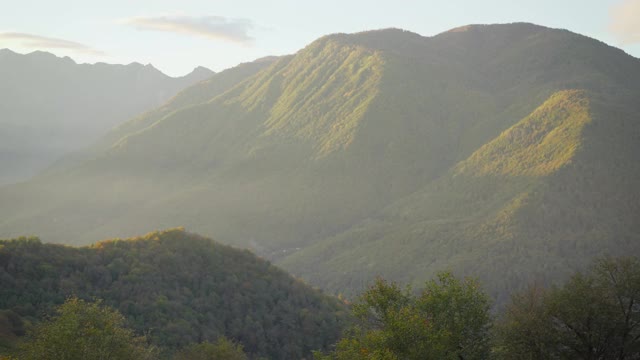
[17,297,153,360]
[172,337,247,360]
[284,86,640,304]
[1,23,640,306]
[0,310,24,355]
[0,229,349,359]
[318,272,491,359]
[495,257,640,359]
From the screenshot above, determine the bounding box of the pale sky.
[1,0,639,77]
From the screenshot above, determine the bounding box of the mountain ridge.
[0,48,215,79]
[0,49,215,184]
[1,23,639,301]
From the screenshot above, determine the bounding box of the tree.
[172,337,247,360]
[18,297,153,360]
[495,257,640,360]
[492,284,557,360]
[316,272,492,359]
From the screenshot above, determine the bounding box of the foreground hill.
[1,23,639,300]
[0,50,215,184]
[0,229,348,358]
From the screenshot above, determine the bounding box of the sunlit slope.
[0,34,388,247]
[0,24,639,300]
[0,26,560,244]
[282,90,640,302]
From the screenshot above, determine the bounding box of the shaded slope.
[0,229,349,359]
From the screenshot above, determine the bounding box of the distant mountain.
[1,23,639,302]
[0,49,214,184]
[0,229,348,358]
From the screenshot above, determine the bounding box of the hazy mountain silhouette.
[0,49,214,184]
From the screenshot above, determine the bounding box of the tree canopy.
[0,229,349,359]
[495,257,640,359]
[316,272,492,359]
[172,337,247,360]
[17,297,153,360]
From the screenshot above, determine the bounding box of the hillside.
[0,23,639,301]
[281,89,640,301]
[0,49,215,184]
[0,229,349,359]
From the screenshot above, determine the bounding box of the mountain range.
[0,49,214,184]
[1,23,639,302]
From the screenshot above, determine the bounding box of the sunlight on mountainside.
[2,5,640,357]
[456,89,591,177]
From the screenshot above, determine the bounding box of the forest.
[1,230,639,359]
[2,24,639,306]
[0,229,348,359]
[1,20,639,360]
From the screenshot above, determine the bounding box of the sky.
[0,0,639,77]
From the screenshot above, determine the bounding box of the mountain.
[0,229,349,358]
[1,23,639,301]
[0,49,215,185]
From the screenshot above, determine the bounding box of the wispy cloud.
[610,0,640,44]
[122,15,255,45]
[0,32,104,55]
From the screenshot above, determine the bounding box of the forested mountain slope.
[0,229,348,359]
[0,23,639,300]
[282,89,640,302]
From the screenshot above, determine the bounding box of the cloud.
[610,0,640,44]
[122,15,255,44]
[0,32,105,55]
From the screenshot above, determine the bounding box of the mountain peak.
[253,55,281,63]
[330,27,423,43]
[27,49,56,57]
[444,22,550,34]
[25,49,77,64]
[185,65,215,78]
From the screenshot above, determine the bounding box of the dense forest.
[0,229,349,359]
[1,24,638,304]
[1,235,639,359]
[1,22,640,360]
[315,256,640,359]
